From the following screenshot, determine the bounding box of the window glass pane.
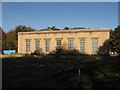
[26,39,30,52]
[35,39,40,51]
[56,40,61,46]
[80,39,85,53]
[92,39,98,53]
[68,39,74,50]
[45,39,50,52]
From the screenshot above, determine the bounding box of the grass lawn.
[2,55,120,89]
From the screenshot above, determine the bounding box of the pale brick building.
[18,29,110,55]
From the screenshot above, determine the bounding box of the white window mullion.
[35,39,40,51]
[80,39,85,53]
[45,39,50,53]
[92,38,98,54]
[68,39,74,50]
[26,39,31,52]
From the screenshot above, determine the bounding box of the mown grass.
[2,55,120,89]
[1,54,23,59]
[65,56,120,89]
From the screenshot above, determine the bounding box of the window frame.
[35,39,40,51]
[92,38,98,54]
[80,38,86,53]
[68,38,74,50]
[45,39,50,53]
[25,39,31,52]
[56,39,62,46]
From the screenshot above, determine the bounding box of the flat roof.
[18,29,110,35]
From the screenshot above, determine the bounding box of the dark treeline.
[1,25,35,51]
[110,25,120,53]
[0,25,120,54]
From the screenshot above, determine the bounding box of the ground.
[2,55,120,89]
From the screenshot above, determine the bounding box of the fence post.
[78,68,80,82]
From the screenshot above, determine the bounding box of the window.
[68,39,74,50]
[35,39,40,51]
[26,39,30,52]
[80,39,85,53]
[92,38,98,53]
[45,39,50,53]
[56,39,61,46]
